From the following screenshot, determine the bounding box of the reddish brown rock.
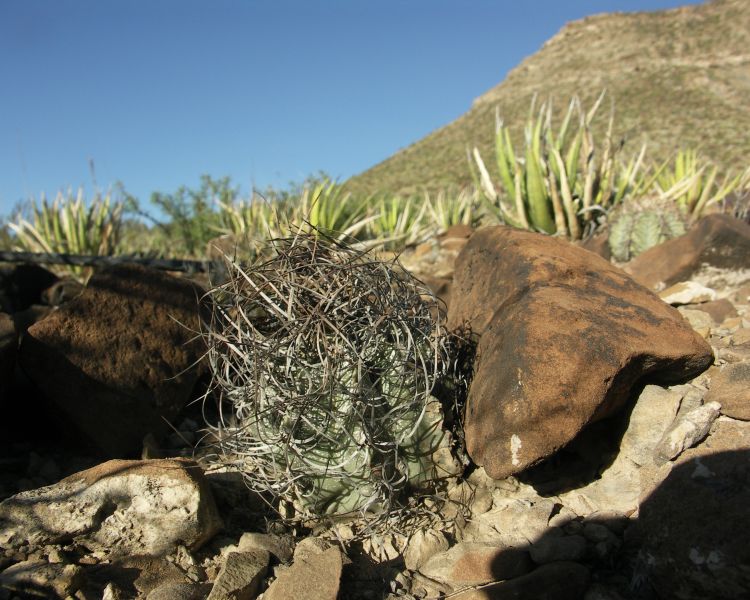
[706,363,750,420]
[579,230,611,261]
[18,264,206,456]
[625,215,750,290]
[448,226,713,480]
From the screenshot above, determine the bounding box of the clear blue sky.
[1,0,701,217]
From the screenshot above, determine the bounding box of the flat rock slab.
[207,549,269,600]
[0,560,84,599]
[448,226,713,479]
[419,542,533,587]
[626,214,750,290]
[0,458,221,559]
[706,363,750,420]
[18,264,206,456]
[263,547,343,600]
[451,561,590,600]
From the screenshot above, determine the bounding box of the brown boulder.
[18,264,206,456]
[625,214,750,290]
[448,226,713,480]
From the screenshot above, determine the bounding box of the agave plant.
[423,188,480,232]
[365,194,431,250]
[293,180,373,240]
[652,149,741,222]
[10,188,124,276]
[470,92,648,240]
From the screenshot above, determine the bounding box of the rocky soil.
[1,214,749,600]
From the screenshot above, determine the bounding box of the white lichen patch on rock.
[510,434,522,467]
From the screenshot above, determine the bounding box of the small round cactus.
[608,198,687,262]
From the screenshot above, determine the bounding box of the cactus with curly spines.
[201,232,458,521]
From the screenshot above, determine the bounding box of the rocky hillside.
[346,0,750,195]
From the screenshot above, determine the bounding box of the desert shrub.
[148,175,236,257]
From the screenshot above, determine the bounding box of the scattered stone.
[626,214,750,290]
[450,561,590,600]
[618,385,684,467]
[206,550,268,600]
[463,497,556,546]
[361,533,403,563]
[630,419,750,599]
[403,530,449,571]
[292,537,334,563]
[690,299,738,325]
[263,547,343,600]
[659,281,717,305]
[102,582,127,600]
[18,264,206,457]
[41,277,84,307]
[718,344,750,363]
[547,506,577,529]
[706,363,750,420]
[0,458,221,558]
[0,560,83,598]
[419,542,533,588]
[731,326,750,346]
[236,533,294,564]
[654,401,722,463]
[448,481,492,515]
[529,534,587,564]
[147,582,213,600]
[89,555,191,598]
[678,306,716,332]
[582,522,615,544]
[448,226,712,479]
[558,385,684,516]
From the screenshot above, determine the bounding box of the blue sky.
[1,0,701,217]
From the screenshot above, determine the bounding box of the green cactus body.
[608,201,687,262]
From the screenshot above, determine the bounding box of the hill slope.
[346,0,750,196]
